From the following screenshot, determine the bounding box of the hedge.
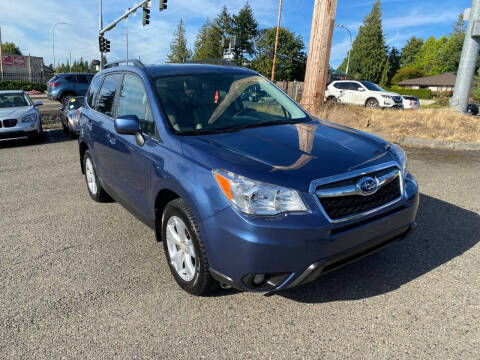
[386,87,433,100]
[0,80,47,92]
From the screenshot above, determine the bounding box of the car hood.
[381,91,401,97]
[182,119,397,192]
[0,106,34,119]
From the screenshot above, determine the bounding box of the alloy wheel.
[166,216,197,282]
[85,158,97,195]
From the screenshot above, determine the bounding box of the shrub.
[0,80,47,92]
[391,67,425,85]
[386,86,433,99]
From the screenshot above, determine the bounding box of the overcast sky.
[0,0,471,69]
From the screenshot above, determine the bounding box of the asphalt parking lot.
[1,131,479,359]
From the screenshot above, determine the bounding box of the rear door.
[108,72,157,217]
[348,82,367,105]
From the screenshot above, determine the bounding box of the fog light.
[253,274,265,285]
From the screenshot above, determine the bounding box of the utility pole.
[67,50,72,72]
[271,0,283,82]
[99,0,104,70]
[126,26,129,62]
[52,22,71,70]
[451,0,480,113]
[301,0,338,114]
[0,27,4,81]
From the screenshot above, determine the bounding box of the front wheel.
[366,98,379,108]
[161,198,218,296]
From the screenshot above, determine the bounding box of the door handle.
[107,133,116,145]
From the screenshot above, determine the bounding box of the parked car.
[0,90,43,141]
[402,95,420,110]
[59,96,84,138]
[467,103,479,116]
[78,60,419,296]
[47,73,94,106]
[325,80,403,109]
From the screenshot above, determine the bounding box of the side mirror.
[114,115,141,135]
[358,88,366,92]
[34,101,43,107]
[58,106,65,111]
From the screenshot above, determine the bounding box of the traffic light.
[99,35,106,52]
[159,0,167,11]
[99,36,111,53]
[142,4,150,26]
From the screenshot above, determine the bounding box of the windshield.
[153,73,308,134]
[360,81,385,92]
[0,93,31,108]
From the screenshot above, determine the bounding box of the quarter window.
[86,75,103,109]
[117,73,156,138]
[97,73,123,117]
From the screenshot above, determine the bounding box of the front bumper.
[0,120,41,140]
[203,174,419,292]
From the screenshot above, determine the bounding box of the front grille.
[393,96,402,103]
[318,177,401,220]
[2,119,17,128]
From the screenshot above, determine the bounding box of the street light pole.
[335,23,352,75]
[52,22,71,70]
[67,49,72,72]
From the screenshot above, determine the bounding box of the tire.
[326,96,338,106]
[161,198,218,296]
[83,150,111,202]
[366,98,379,108]
[60,94,73,107]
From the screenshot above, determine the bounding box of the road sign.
[13,56,25,67]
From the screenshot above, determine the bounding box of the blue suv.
[78,60,419,295]
[47,73,94,105]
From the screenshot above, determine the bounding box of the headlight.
[213,170,308,215]
[381,95,392,99]
[390,144,408,177]
[22,113,37,122]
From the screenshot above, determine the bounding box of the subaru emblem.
[357,177,378,195]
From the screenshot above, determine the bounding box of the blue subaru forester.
[78,60,419,295]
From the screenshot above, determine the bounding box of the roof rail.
[184,59,236,66]
[104,59,147,71]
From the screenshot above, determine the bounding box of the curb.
[376,133,480,151]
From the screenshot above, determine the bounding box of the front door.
[108,72,157,218]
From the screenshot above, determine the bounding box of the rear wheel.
[161,198,218,296]
[83,150,110,202]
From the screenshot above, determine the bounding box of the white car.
[325,80,403,109]
[0,90,43,141]
[402,95,420,110]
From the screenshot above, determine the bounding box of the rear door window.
[77,75,89,83]
[97,73,123,117]
[86,76,103,109]
[65,75,76,82]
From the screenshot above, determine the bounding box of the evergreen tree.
[386,47,401,85]
[232,2,259,63]
[400,36,424,67]
[338,0,388,83]
[166,19,192,63]
[216,5,233,38]
[250,27,306,81]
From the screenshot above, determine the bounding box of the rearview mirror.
[34,101,43,107]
